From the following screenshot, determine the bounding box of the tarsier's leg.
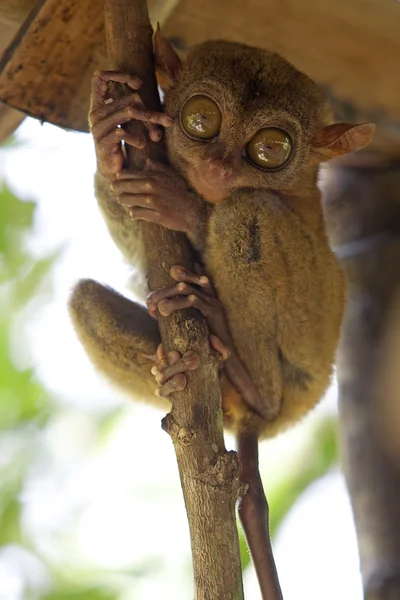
[69,278,202,403]
[238,433,283,600]
[69,279,162,402]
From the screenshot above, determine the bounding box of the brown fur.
[69,38,374,438]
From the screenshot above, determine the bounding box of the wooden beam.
[0,0,399,153]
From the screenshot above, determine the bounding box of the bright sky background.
[0,118,363,600]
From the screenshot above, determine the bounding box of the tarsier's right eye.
[246,128,292,170]
[180,95,222,140]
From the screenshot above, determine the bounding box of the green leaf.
[0,497,22,545]
[13,251,60,307]
[0,322,51,430]
[0,184,36,274]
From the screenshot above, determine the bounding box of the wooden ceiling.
[0,0,399,153]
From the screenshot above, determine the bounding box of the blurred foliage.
[0,181,120,599]
[0,143,339,597]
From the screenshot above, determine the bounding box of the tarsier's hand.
[89,70,201,234]
[89,70,174,179]
[110,161,199,234]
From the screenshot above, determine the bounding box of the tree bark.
[103,2,244,599]
[323,158,400,600]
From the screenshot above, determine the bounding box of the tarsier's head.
[154,30,375,203]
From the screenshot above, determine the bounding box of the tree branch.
[103,1,244,598]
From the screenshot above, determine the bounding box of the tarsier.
[69,30,374,600]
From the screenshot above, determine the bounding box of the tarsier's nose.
[205,158,234,180]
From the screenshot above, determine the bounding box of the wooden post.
[323,158,400,600]
[103,2,245,598]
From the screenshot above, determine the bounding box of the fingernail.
[163,115,174,126]
[176,267,187,277]
[159,301,170,316]
[199,276,208,284]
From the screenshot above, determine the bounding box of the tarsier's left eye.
[180,95,222,140]
[246,128,292,170]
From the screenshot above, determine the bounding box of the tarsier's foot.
[149,344,200,398]
[89,70,174,178]
[147,266,266,418]
[146,266,231,397]
[149,336,229,398]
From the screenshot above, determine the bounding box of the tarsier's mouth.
[187,164,236,204]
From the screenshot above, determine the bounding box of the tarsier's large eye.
[246,128,292,170]
[181,95,222,140]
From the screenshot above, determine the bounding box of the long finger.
[128,207,161,222]
[116,166,168,180]
[132,98,166,142]
[151,349,180,374]
[116,193,154,208]
[112,177,156,195]
[209,335,230,360]
[170,266,215,297]
[146,282,214,312]
[91,70,142,110]
[156,374,187,398]
[119,123,163,145]
[115,127,147,149]
[92,104,172,142]
[90,94,165,143]
[157,294,218,317]
[153,351,199,384]
[90,93,141,126]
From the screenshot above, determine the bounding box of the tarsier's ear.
[153,24,182,90]
[311,122,375,162]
